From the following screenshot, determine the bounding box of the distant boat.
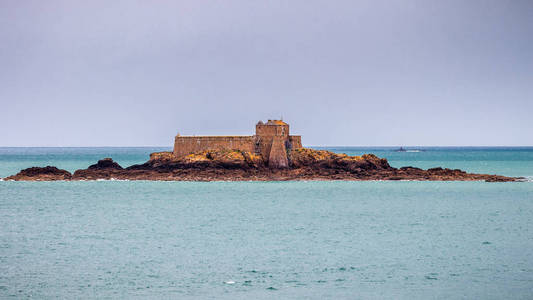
[395,147,425,152]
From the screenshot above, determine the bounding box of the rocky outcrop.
[2,148,521,182]
[289,148,391,171]
[4,166,72,181]
[72,158,124,180]
[87,158,123,170]
[131,150,264,171]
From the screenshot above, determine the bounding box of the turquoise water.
[1,147,533,299]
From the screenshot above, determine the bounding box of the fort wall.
[173,136,255,158]
[289,136,302,149]
[256,123,289,137]
[172,120,302,168]
[255,122,290,162]
[268,136,289,168]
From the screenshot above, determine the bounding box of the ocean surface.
[1,147,533,299]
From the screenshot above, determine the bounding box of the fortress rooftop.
[265,120,288,126]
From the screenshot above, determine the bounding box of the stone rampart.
[289,136,302,149]
[268,136,289,168]
[173,136,255,158]
[172,120,303,168]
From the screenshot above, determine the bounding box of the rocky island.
[3,120,520,182]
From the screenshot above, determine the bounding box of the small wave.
[90,178,131,182]
[108,178,130,181]
[515,176,533,182]
[406,150,421,152]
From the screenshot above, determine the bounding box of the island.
[3,120,520,182]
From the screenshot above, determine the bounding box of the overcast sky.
[1,0,532,146]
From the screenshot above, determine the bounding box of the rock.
[87,158,123,170]
[485,177,511,182]
[4,166,72,181]
[400,166,422,171]
[72,158,123,180]
[289,149,392,173]
[4,148,520,182]
[149,152,174,161]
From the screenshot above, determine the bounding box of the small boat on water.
[395,147,424,152]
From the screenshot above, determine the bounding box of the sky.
[1,0,532,146]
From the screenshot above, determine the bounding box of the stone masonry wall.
[172,121,302,168]
[268,136,289,168]
[173,136,255,158]
[289,136,302,149]
[255,123,289,162]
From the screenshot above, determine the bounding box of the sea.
[1,147,532,299]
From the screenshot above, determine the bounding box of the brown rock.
[4,166,72,181]
[4,148,520,182]
[72,158,123,180]
[88,158,123,170]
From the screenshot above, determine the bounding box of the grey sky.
[1,0,532,146]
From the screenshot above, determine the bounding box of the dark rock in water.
[72,158,123,180]
[88,158,123,170]
[400,166,422,171]
[485,177,509,182]
[4,148,520,182]
[4,166,72,181]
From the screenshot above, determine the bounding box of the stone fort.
[173,120,302,168]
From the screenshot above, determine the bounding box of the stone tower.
[255,120,290,168]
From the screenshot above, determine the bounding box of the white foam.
[89,178,131,182]
[522,176,533,182]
